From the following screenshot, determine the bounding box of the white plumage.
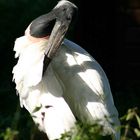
[13,36,120,139]
[12,0,120,139]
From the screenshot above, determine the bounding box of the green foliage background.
[0,0,140,140]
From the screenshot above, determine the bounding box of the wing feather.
[12,36,47,99]
[50,39,120,139]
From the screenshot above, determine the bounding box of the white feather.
[13,36,120,139]
[50,39,120,139]
[12,37,47,99]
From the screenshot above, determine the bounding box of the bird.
[12,0,120,140]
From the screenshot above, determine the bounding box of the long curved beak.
[43,1,77,71]
[43,19,72,74]
[45,19,70,58]
[43,18,71,73]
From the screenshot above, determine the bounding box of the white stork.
[12,0,120,139]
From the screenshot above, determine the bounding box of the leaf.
[134,128,140,138]
[135,114,140,128]
[120,114,127,121]
[32,104,42,113]
[126,109,134,121]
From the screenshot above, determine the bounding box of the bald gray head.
[30,0,77,38]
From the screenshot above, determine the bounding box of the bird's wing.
[50,39,120,138]
[12,36,47,103]
[12,37,76,140]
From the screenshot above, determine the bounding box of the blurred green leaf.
[134,128,140,138]
[0,128,18,140]
[32,104,42,113]
[126,109,135,121]
[135,114,140,128]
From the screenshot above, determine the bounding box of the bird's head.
[28,0,77,59]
